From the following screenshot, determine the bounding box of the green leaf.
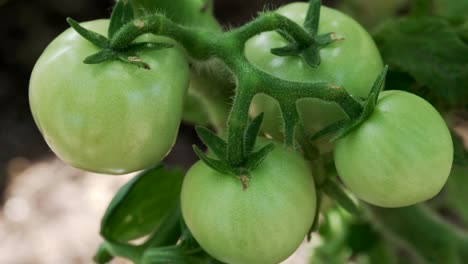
[453,133,468,166]
[142,246,206,264]
[370,205,468,263]
[93,243,114,264]
[101,165,184,242]
[193,145,233,174]
[244,113,264,154]
[410,0,432,17]
[374,17,468,106]
[143,205,182,248]
[66,18,109,48]
[195,127,227,159]
[433,0,468,19]
[322,179,361,216]
[245,143,275,170]
[345,222,379,254]
[109,0,135,38]
[445,165,468,226]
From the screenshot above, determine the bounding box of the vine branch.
[92,4,364,172]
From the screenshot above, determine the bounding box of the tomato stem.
[102,5,364,171]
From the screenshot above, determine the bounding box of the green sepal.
[301,45,321,67]
[331,65,388,142]
[193,145,233,174]
[310,66,388,143]
[303,0,321,35]
[244,113,264,154]
[66,17,109,48]
[245,143,275,170]
[195,126,227,159]
[108,0,134,38]
[310,119,349,141]
[83,42,172,68]
[322,179,361,216]
[100,164,184,242]
[84,49,118,64]
[270,43,301,56]
[270,0,340,68]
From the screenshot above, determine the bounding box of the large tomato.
[29,20,189,174]
[334,91,453,208]
[246,2,383,148]
[181,140,316,264]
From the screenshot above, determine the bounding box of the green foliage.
[445,166,468,227]
[433,0,468,19]
[370,205,468,263]
[374,16,468,106]
[453,133,468,166]
[101,165,184,242]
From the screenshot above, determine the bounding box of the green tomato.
[29,20,189,174]
[246,3,383,147]
[181,141,316,264]
[334,91,453,208]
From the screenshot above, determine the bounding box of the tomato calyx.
[311,66,388,142]
[271,0,343,67]
[66,17,174,69]
[193,115,276,179]
[67,0,176,70]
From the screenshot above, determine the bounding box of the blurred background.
[2,0,467,263]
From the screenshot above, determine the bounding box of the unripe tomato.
[246,3,383,148]
[181,140,316,264]
[334,91,453,208]
[29,20,189,174]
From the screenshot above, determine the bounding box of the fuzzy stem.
[108,11,363,168]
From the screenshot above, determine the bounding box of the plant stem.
[108,11,363,169]
[368,204,468,263]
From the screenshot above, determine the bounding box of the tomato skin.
[246,3,383,145]
[334,91,453,208]
[29,20,189,174]
[181,141,316,264]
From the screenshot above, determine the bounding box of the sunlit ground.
[0,157,318,264]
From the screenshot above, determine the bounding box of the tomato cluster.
[29,2,454,264]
